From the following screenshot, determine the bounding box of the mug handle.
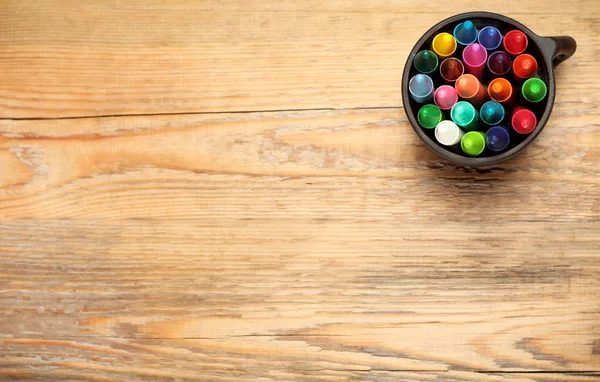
[547,36,577,68]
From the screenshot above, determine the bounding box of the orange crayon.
[488,78,515,105]
[455,74,488,108]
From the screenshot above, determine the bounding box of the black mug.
[402,12,577,166]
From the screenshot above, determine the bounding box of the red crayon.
[513,54,538,80]
[512,107,537,134]
[504,30,529,56]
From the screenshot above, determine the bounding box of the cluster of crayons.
[409,21,546,156]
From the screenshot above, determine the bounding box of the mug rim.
[402,11,556,166]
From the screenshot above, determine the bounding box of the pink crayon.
[434,85,459,111]
[462,43,488,80]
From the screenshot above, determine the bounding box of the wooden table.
[1,1,599,381]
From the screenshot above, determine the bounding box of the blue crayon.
[478,26,503,50]
[409,74,434,104]
[480,101,505,126]
[485,125,511,152]
[454,20,478,46]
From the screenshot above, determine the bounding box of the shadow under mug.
[402,12,577,166]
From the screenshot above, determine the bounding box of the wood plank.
[0,108,598,220]
[0,0,595,117]
[0,362,599,382]
[1,217,600,375]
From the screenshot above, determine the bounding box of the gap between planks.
[0,106,402,122]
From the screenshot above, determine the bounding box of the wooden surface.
[1,1,599,381]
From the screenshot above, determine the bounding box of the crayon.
[478,26,503,50]
[462,43,488,79]
[461,131,486,156]
[414,50,439,74]
[513,54,538,80]
[503,30,528,56]
[432,32,457,58]
[488,51,512,77]
[522,78,547,103]
[480,100,505,126]
[451,101,479,131]
[440,57,464,83]
[434,85,459,111]
[435,120,465,146]
[488,78,515,104]
[485,125,511,152]
[418,104,443,129]
[511,106,538,134]
[453,20,478,46]
[455,74,488,108]
[409,74,435,104]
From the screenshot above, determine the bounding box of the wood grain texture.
[0,0,596,118]
[1,0,600,381]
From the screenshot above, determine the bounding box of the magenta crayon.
[513,54,538,80]
[455,74,488,108]
[503,30,528,56]
[440,57,464,83]
[462,43,488,80]
[511,106,537,134]
[434,85,458,111]
[487,51,512,77]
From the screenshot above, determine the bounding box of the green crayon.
[418,104,443,129]
[522,78,547,103]
[461,131,486,156]
[414,50,439,74]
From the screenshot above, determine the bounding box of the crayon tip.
[522,78,547,102]
[478,26,503,50]
[461,131,486,156]
[485,126,510,152]
[512,107,537,134]
[435,120,464,146]
[418,104,443,129]
[432,32,457,58]
[492,82,503,93]
[414,50,439,74]
[409,74,434,103]
[488,51,512,76]
[520,119,533,131]
[454,20,478,46]
[480,101,504,125]
[451,101,479,130]
[522,58,533,70]
[504,30,529,56]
